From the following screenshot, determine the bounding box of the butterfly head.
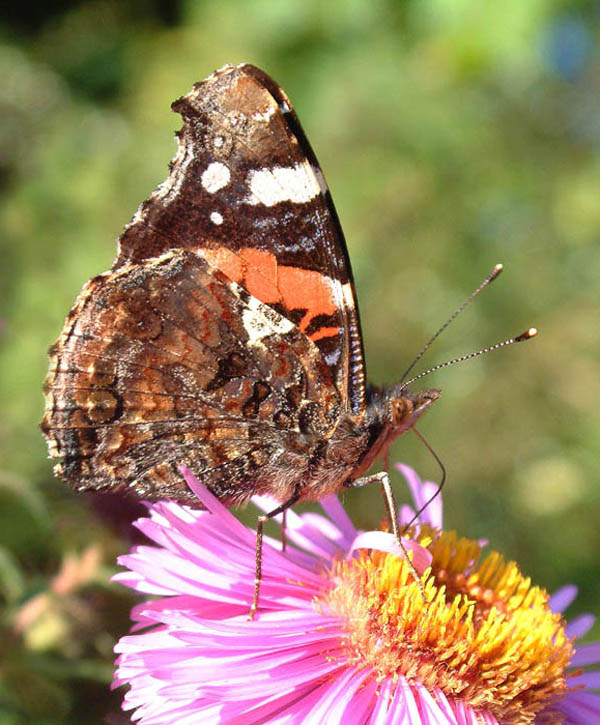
[352,385,441,482]
[385,385,441,435]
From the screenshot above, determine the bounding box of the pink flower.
[113,465,600,724]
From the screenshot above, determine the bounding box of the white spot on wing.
[341,282,357,311]
[210,211,223,225]
[244,162,322,207]
[242,296,294,349]
[201,162,231,193]
[252,104,276,122]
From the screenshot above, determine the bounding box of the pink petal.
[349,530,432,574]
[369,679,394,725]
[319,494,358,545]
[297,666,372,724]
[396,464,443,529]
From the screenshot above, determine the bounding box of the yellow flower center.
[321,526,574,724]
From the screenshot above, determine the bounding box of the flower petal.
[556,690,600,723]
[571,641,600,668]
[549,584,578,614]
[349,530,432,573]
[566,613,596,639]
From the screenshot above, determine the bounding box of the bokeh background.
[1,1,599,722]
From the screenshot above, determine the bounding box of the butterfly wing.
[42,251,342,505]
[115,64,366,417]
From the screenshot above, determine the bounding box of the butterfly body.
[41,64,438,509]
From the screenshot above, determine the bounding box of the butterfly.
[41,64,440,612]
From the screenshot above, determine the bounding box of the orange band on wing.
[277,266,337,332]
[308,326,340,342]
[239,248,279,303]
[201,247,244,284]
[203,246,340,338]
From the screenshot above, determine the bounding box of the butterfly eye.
[389,396,412,427]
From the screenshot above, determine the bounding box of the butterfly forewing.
[115,64,366,416]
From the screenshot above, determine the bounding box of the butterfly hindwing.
[42,250,342,505]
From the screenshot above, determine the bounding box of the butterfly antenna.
[401,327,538,389]
[400,263,504,384]
[404,427,446,530]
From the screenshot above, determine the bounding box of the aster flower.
[113,465,600,724]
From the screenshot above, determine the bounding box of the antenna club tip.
[489,263,503,281]
[516,327,538,341]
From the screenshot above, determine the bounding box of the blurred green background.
[1,0,599,722]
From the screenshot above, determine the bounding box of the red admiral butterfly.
[41,64,462,611]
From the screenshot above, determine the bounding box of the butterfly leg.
[280,508,288,552]
[347,471,425,600]
[249,487,301,620]
[347,471,400,541]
